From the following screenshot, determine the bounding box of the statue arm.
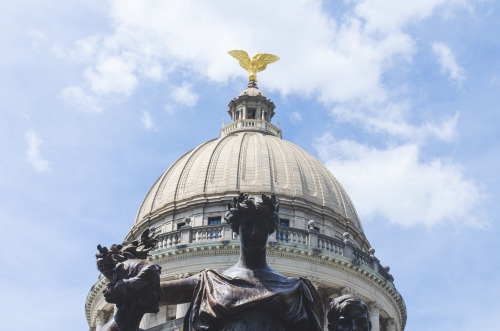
[159,274,199,305]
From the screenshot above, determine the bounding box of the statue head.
[103,259,162,314]
[225,193,279,252]
[327,295,372,331]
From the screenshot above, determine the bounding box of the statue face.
[331,302,371,331]
[239,216,269,253]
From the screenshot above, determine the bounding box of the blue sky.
[1,0,499,330]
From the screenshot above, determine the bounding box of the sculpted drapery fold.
[185,269,324,331]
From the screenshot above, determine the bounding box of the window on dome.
[247,107,256,119]
[176,222,185,230]
[208,216,221,225]
[279,219,290,227]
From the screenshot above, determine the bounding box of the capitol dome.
[86,80,406,331]
[134,131,362,232]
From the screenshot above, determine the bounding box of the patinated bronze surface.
[96,194,324,331]
[183,194,324,330]
[98,259,162,331]
[327,295,372,331]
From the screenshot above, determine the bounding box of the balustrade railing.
[220,119,282,138]
[153,225,393,282]
[156,230,181,250]
[275,227,308,245]
[191,225,223,242]
[318,234,344,255]
[353,249,371,267]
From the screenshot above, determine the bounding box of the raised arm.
[160,274,199,305]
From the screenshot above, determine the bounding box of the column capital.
[305,275,321,289]
[340,286,357,296]
[386,318,397,331]
[368,301,382,315]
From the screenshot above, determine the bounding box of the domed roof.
[135,131,362,231]
[238,86,266,97]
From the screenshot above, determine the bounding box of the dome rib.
[277,137,297,197]
[174,139,214,202]
[203,134,231,193]
[134,131,362,233]
[319,157,349,219]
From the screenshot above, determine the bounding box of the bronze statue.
[327,295,372,331]
[98,259,162,331]
[228,50,280,81]
[97,194,324,330]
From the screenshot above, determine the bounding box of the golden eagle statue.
[228,50,280,82]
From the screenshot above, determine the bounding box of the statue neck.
[237,246,270,270]
[113,307,145,331]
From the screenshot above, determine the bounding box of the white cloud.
[59,86,102,113]
[432,42,465,86]
[289,111,303,124]
[27,29,47,48]
[59,0,465,110]
[141,110,155,130]
[25,131,49,172]
[84,56,138,95]
[52,35,100,63]
[333,103,459,142]
[164,104,175,115]
[316,134,482,228]
[354,0,461,33]
[170,82,199,107]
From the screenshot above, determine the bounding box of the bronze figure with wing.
[228,50,280,81]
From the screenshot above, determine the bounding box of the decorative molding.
[340,286,357,296]
[368,301,382,315]
[386,318,397,331]
[305,275,321,289]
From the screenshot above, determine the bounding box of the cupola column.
[368,302,381,331]
[386,318,397,331]
[95,310,108,330]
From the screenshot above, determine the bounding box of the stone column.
[368,302,381,331]
[386,318,397,331]
[95,310,107,330]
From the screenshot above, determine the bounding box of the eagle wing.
[255,54,280,72]
[228,50,251,71]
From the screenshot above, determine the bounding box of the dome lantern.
[221,79,282,138]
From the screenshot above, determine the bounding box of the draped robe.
[184,269,324,331]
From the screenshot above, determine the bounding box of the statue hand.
[96,244,116,278]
